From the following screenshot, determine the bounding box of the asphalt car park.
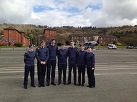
[0,48,137,102]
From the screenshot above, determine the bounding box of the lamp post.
[8,30,10,46]
[49,30,51,41]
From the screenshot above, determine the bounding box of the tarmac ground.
[0,48,137,102]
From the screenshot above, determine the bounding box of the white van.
[108,44,117,49]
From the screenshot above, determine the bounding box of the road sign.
[12,40,15,43]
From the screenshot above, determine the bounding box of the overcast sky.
[0,0,137,27]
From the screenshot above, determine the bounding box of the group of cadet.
[23,38,95,89]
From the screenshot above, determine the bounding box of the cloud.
[0,0,34,24]
[103,0,137,20]
[0,0,137,27]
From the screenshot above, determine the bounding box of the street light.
[49,30,51,41]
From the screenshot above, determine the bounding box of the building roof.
[3,27,16,30]
[20,31,25,34]
[43,28,56,31]
[4,27,22,34]
[70,34,100,37]
[99,35,117,38]
[4,27,30,40]
[23,35,30,39]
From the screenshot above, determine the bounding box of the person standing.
[57,43,67,85]
[23,44,36,89]
[86,47,95,88]
[46,38,58,86]
[36,41,49,87]
[67,41,77,85]
[77,45,86,86]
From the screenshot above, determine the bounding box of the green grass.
[95,45,127,49]
[0,46,28,48]
[117,46,127,48]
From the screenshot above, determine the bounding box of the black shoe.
[41,84,45,87]
[87,85,89,87]
[24,86,27,89]
[58,82,61,85]
[63,82,66,85]
[51,83,56,86]
[81,84,84,86]
[38,84,41,87]
[74,83,77,86]
[78,84,81,86]
[31,85,36,87]
[46,83,50,86]
[89,86,95,88]
[67,82,71,85]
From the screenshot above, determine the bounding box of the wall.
[3,29,30,46]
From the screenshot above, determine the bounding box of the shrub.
[116,42,122,46]
[65,41,70,45]
[57,42,62,46]
[14,43,22,47]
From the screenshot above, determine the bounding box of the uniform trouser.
[24,65,34,86]
[78,65,85,84]
[47,60,56,83]
[68,63,77,84]
[37,62,46,85]
[87,67,95,87]
[58,64,67,83]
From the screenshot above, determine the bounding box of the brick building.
[37,29,56,45]
[69,34,118,45]
[0,40,2,45]
[3,27,30,46]
[98,35,118,45]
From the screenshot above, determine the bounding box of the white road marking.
[96,68,137,70]
[0,63,137,75]
[0,71,24,73]
[129,73,137,75]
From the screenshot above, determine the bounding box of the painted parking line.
[0,67,137,72]
[0,71,24,73]
[129,73,137,75]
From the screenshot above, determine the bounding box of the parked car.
[127,46,137,49]
[108,44,117,49]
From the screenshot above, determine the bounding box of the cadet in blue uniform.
[86,47,95,88]
[36,41,49,87]
[57,43,67,85]
[47,38,58,86]
[67,41,77,85]
[77,44,86,86]
[23,44,35,89]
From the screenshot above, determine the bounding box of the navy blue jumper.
[35,46,49,86]
[23,50,35,86]
[57,48,67,84]
[86,52,95,87]
[67,46,77,85]
[77,50,86,85]
[47,44,58,84]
